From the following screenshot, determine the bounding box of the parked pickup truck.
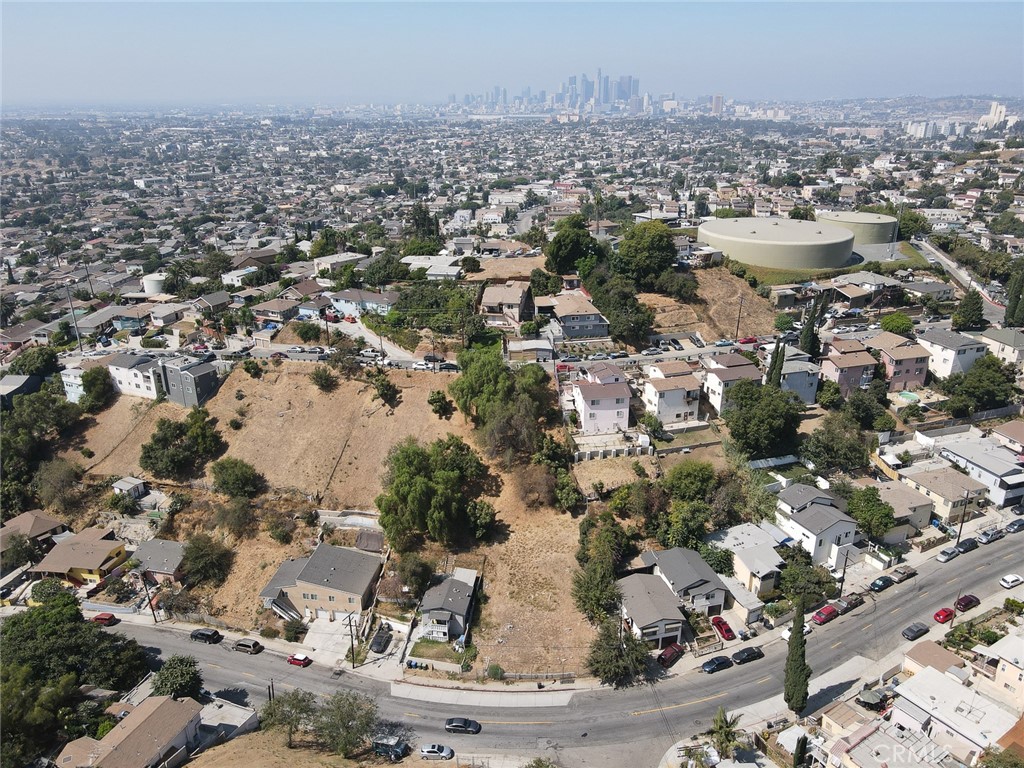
[891,566,917,583]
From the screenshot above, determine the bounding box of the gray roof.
[421,572,477,621]
[639,547,726,596]
[259,557,307,600]
[919,328,984,350]
[777,483,837,512]
[105,352,155,369]
[790,502,856,535]
[617,573,685,629]
[983,327,1024,349]
[132,538,185,575]
[295,543,381,597]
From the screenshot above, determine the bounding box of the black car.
[1005,519,1024,534]
[902,622,930,641]
[701,656,733,674]
[731,647,765,665]
[190,628,222,644]
[608,351,629,359]
[369,630,393,654]
[437,362,460,372]
[955,537,979,554]
[868,576,895,593]
[444,717,481,734]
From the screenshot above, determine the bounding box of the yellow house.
[30,527,127,586]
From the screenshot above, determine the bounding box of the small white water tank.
[141,273,167,295]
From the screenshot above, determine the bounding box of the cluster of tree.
[375,435,495,550]
[529,267,563,297]
[800,293,829,358]
[261,688,380,757]
[845,486,897,540]
[1004,271,1024,328]
[6,346,60,378]
[391,280,477,336]
[931,233,1015,284]
[139,407,226,480]
[181,533,235,586]
[952,289,986,331]
[1,382,82,518]
[150,654,204,699]
[722,379,802,459]
[801,412,872,474]
[1,589,149,767]
[937,354,1017,416]
[841,385,897,432]
[573,511,630,623]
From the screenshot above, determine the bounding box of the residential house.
[31,527,127,585]
[251,298,299,324]
[643,375,701,426]
[774,484,857,565]
[312,251,365,275]
[220,266,259,287]
[419,568,479,643]
[830,718,961,768]
[617,573,689,649]
[504,338,554,363]
[112,477,147,499]
[149,302,190,328]
[0,510,68,575]
[991,420,1024,454]
[645,360,698,379]
[0,374,42,410]
[820,339,878,397]
[866,331,929,392]
[981,327,1024,367]
[296,295,333,320]
[898,465,986,524]
[155,356,220,408]
[704,523,785,598]
[279,279,326,302]
[893,666,1018,765]
[132,538,186,585]
[937,441,1024,509]
[916,329,989,379]
[869,480,934,541]
[536,293,610,339]
[904,280,956,303]
[328,288,399,318]
[702,363,762,416]
[479,281,533,326]
[55,695,203,768]
[106,353,162,400]
[902,639,968,677]
[61,367,86,404]
[581,361,626,385]
[768,345,820,404]
[639,547,730,616]
[259,543,382,622]
[572,379,630,435]
[0,319,46,352]
[969,628,1024,712]
[191,291,232,316]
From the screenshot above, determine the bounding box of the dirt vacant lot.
[474,254,545,283]
[189,730,357,768]
[638,268,776,342]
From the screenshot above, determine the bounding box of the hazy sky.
[3,2,1022,107]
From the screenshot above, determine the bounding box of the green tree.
[151,655,204,700]
[662,460,717,502]
[1004,272,1024,328]
[309,227,342,261]
[783,597,812,715]
[260,689,318,748]
[181,534,234,586]
[940,354,1016,411]
[310,365,339,392]
[880,312,913,335]
[544,215,600,275]
[312,691,379,756]
[8,347,60,378]
[396,553,433,599]
[781,559,835,604]
[952,289,985,330]
[214,497,258,539]
[816,379,842,409]
[34,458,82,514]
[30,578,69,605]
[788,206,816,221]
[210,457,266,498]
[799,294,825,358]
[139,407,225,480]
[847,486,896,539]
[585,617,650,687]
[572,560,621,622]
[980,750,1024,768]
[774,314,795,332]
[427,389,454,418]
[613,220,677,285]
[801,413,869,473]
[79,367,115,412]
[461,255,481,273]
[1,532,37,571]
[293,321,323,343]
[709,706,743,758]
[529,267,562,297]
[722,380,802,459]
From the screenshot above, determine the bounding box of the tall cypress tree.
[799,295,823,359]
[1005,271,1024,328]
[768,339,784,387]
[784,596,812,715]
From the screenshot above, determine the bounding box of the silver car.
[419,744,454,760]
[936,547,960,563]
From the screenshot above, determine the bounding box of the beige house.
[898,466,986,525]
[970,629,1024,712]
[902,639,968,677]
[479,281,533,326]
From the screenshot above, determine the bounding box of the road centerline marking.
[631,691,727,715]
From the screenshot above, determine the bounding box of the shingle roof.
[296,543,381,597]
[777,483,837,511]
[790,502,855,535]
[617,573,684,629]
[639,547,726,595]
[421,572,476,621]
[918,328,983,350]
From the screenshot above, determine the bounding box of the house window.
[616,411,624,417]
[309,593,318,600]
[186,387,193,393]
[590,400,600,406]
[348,597,355,604]
[615,398,625,405]
[817,539,823,547]
[328,596,335,602]
[302,593,309,600]
[589,412,596,419]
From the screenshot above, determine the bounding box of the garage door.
[316,609,330,619]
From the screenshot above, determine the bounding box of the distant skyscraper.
[602,75,610,104]
[712,94,724,115]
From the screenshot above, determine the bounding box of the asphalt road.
[107,533,1023,767]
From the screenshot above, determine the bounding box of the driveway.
[302,611,358,668]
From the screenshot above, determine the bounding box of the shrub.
[283,618,305,642]
[260,626,281,639]
[486,663,505,680]
[228,418,243,430]
[242,360,262,378]
[266,513,296,544]
[182,534,234,587]
[80,447,95,458]
[310,365,339,393]
[214,498,258,539]
[211,457,266,498]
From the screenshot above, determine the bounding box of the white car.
[936,547,960,563]
[419,744,454,760]
[1000,574,1023,589]
[412,361,433,371]
[781,623,811,641]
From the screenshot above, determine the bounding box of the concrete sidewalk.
[391,681,574,708]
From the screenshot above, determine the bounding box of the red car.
[556,363,575,372]
[90,612,117,626]
[711,616,735,641]
[343,316,357,323]
[287,653,313,667]
[737,336,758,345]
[811,605,839,625]
[934,608,955,624]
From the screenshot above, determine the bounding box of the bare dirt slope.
[188,730,356,768]
[638,268,776,341]
[474,254,545,282]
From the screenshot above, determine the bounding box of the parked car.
[419,744,455,760]
[372,736,410,762]
[269,352,288,360]
[977,528,1005,545]
[955,594,981,612]
[287,653,313,667]
[1005,519,1024,534]
[833,593,865,615]
[560,355,581,362]
[444,718,481,735]
[369,630,393,654]
[91,612,117,626]
[587,352,610,361]
[287,346,305,353]
[359,348,382,359]
[657,642,685,669]
[711,616,736,641]
[555,363,575,373]
[737,336,757,345]
[811,605,839,625]
[902,622,930,641]
[438,362,460,372]
[307,346,325,354]
[669,339,684,351]
[955,538,979,554]
[731,646,765,665]
[609,351,629,359]
[190,628,222,644]
[714,339,734,347]
[412,361,433,371]
[781,623,812,641]
[424,353,445,363]
[640,347,661,355]
[232,638,264,655]
[891,566,917,583]
[933,607,955,624]
[701,656,733,674]
[691,336,706,348]
[936,547,960,563]
[1000,573,1023,589]
[869,576,895,593]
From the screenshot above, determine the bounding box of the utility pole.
[836,549,852,600]
[734,296,745,340]
[139,573,159,624]
[347,613,357,669]
[64,283,84,353]
[955,490,971,545]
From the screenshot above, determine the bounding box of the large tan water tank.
[697,218,854,270]
[817,211,898,245]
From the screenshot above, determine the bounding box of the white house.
[220,266,259,287]
[328,289,399,318]
[106,353,162,400]
[774,484,857,565]
[61,367,85,404]
[981,327,1024,367]
[991,420,1024,454]
[702,365,762,416]
[572,380,630,435]
[764,346,820,405]
[916,329,989,379]
[938,441,1024,509]
[642,375,701,426]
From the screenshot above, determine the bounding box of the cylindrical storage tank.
[697,218,854,270]
[142,273,167,295]
[817,211,898,245]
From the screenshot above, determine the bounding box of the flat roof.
[818,211,898,225]
[698,217,855,246]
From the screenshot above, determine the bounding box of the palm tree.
[0,293,17,327]
[708,706,743,759]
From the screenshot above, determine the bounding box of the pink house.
[866,331,930,393]
[820,339,877,397]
